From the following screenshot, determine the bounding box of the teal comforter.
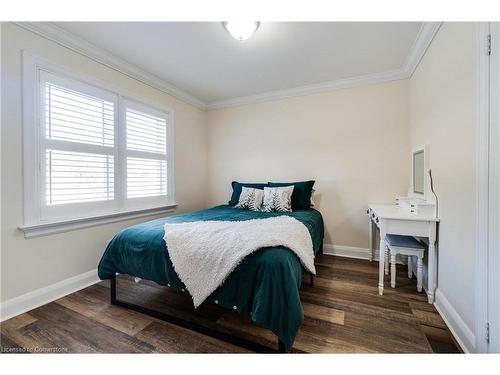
[97,205,324,350]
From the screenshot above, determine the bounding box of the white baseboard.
[323,244,379,260]
[0,269,100,321]
[434,288,475,353]
[323,244,414,264]
[323,243,406,264]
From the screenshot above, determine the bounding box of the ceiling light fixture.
[223,21,260,41]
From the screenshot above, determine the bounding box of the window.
[42,77,116,208]
[22,54,175,234]
[125,106,169,199]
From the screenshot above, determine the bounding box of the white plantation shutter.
[45,83,114,147]
[125,105,169,200]
[41,74,117,216]
[23,61,174,227]
[126,108,167,154]
[45,150,114,205]
[127,157,167,198]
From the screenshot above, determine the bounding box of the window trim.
[20,51,176,236]
[18,204,177,239]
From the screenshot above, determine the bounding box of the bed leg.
[110,274,116,305]
[310,273,314,287]
[319,242,324,255]
[278,339,287,353]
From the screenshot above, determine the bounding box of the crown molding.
[13,22,207,110]
[206,68,408,110]
[13,21,442,112]
[401,22,442,77]
[206,22,442,110]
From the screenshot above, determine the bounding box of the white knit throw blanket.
[163,216,315,308]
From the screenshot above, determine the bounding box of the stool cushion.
[385,234,425,249]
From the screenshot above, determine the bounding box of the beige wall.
[0,23,208,301]
[409,23,477,335]
[207,81,410,247]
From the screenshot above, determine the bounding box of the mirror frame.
[410,144,429,200]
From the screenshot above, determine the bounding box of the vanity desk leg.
[427,224,437,304]
[378,221,386,295]
[368,210,374,262]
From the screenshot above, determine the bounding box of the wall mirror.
[413,149,425,195]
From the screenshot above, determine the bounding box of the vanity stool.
[385,234,425,293]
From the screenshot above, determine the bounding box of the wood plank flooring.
[0,255,461,353]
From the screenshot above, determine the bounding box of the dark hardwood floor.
[0,255,461,353]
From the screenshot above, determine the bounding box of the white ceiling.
[52,22,423,106]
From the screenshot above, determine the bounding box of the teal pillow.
[229,181,267,206]
[268,180,315,209]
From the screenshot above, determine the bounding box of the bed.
[98,204,324,352]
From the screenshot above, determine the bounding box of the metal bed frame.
[109,243,323,353]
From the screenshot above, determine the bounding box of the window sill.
[18,204,178,239]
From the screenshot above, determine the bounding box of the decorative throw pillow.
[262,186,294,212]
[228,181,267,206]
[268,180,315,210]
[235,187,264,211]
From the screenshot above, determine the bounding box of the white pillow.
[235,187,264,211]
[262,186,294,212]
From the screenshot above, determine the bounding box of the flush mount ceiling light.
[223,21,260,41]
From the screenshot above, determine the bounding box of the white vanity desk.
[369,145,440,304]
[367,204,439,303]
